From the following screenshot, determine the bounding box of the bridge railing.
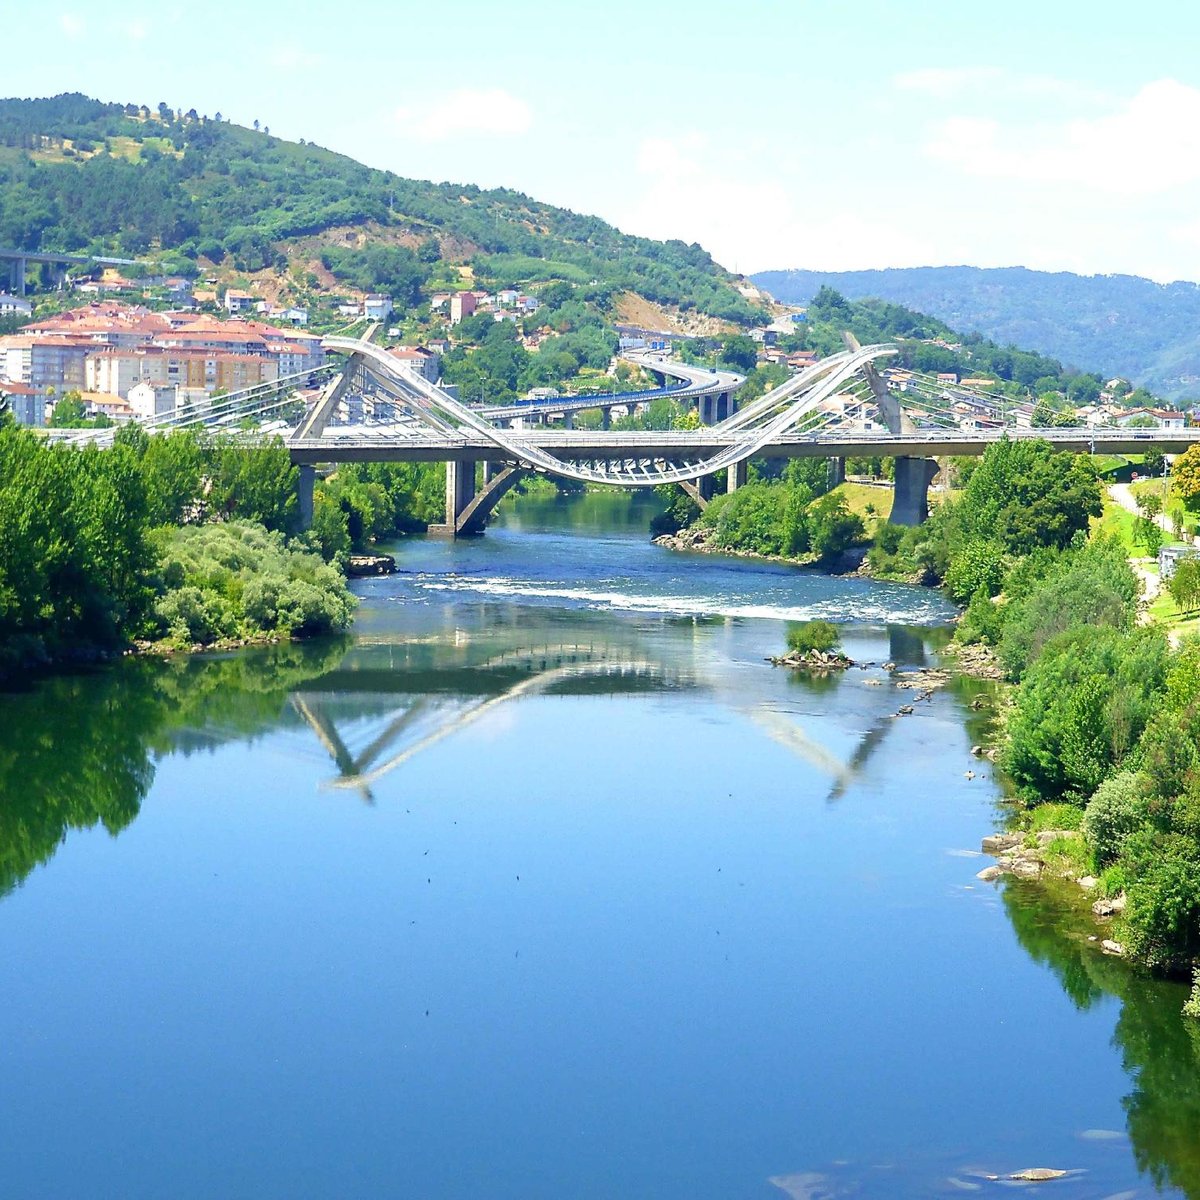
[46,363,339,447]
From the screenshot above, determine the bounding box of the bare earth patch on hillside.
[613,292,739,337]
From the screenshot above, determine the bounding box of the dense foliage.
[786,620,840,655]
[440,314,618,405]
[754,265,1200,401]
[0,422,354,670]
[153,522,355,644]
[867,438,1104,597]
[311,461,444,564]
[696,460,862,563]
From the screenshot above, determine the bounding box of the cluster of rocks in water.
[768,652,976,726]
[653,528,713,554]
[346,554,397,577]
[769,648,854,670]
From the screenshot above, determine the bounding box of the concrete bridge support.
[889,457,938,526]
[432,461,528,536]
[428,458,478,536]
[678,459,747,510]
[827,457,846,490]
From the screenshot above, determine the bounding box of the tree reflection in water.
[1001,877,1200,1196]
[0,638,349,898]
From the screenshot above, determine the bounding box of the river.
[1,491,1197,1199]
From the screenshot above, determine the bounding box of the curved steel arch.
[317,337,898,487]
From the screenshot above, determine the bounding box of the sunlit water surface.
[1,491,1196,1199]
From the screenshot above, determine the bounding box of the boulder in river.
[981,833,1022,854]
[346,554,397,577]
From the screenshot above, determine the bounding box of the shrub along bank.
[0,421,355,674]
[659,458,866,565]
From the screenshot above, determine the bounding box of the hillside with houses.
[0,93,767,338]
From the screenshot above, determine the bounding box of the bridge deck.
[288,426,1198,465]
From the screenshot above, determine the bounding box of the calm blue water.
[0,492,1195,1199]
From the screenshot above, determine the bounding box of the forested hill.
[751,265,1200,401]
[0,93,762,325]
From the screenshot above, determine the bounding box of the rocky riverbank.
[653,526,808,566]
[939,640,1006,680]
[976,831,1128,956]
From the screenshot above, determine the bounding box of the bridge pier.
[601,407,611,431]
[297,464,315,531]
[728,460,747,492]
[827,457,846,490]
[428,458,478,536]
[435,464,526,536]
[889,457,938,526]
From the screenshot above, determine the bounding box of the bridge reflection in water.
[284,614,930,801]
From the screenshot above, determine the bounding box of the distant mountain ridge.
[751,266,1200,401]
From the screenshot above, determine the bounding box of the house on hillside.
[81,391,133,421]
[1011,402,1037,429]
[1160,543,1198,579]
[128,381,177,421]
[0,293,32,317]
[388,346,440,383]
[364,294,393,322]
[1112,407,1185,430]
[449,293,476,325]
[224,289,254,313]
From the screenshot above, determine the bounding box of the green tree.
[1168,557,1200,614]
[48,393,87,427]
[1171,445,1200,511]
[1003,626,1169,803]
[786,620,840,655]
[808,493,864,562]
[719,335,758,373]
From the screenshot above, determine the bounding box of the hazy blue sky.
[9,1,1200,281]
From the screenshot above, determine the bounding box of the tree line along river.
[1,490,1197,1200]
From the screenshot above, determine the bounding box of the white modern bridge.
[47,333,1200,536]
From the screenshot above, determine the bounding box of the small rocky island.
[346,554,397,578]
